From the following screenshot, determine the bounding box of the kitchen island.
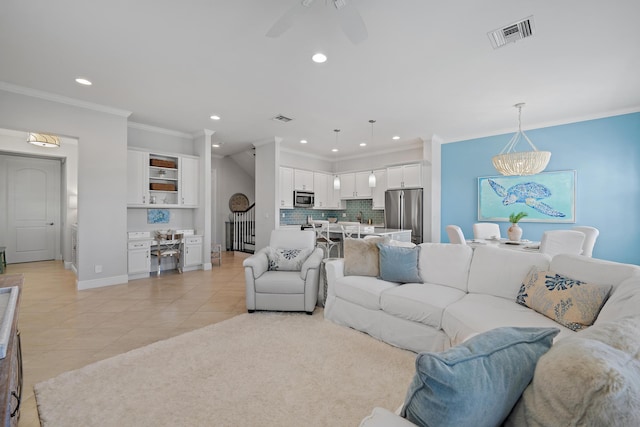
[297,224,412,244]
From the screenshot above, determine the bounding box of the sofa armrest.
[242,248,269,279]
[359,408,416,427]
[300,248,324,280]
[325,258,345,298]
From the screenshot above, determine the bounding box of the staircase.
[231,203,255,254]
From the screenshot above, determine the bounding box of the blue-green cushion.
[401,327,560,427]
[377,244,422,284]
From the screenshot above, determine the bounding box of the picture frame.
[147,209,170,224]
[478,170,576,223]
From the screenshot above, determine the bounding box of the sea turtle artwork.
[488,179,566,217]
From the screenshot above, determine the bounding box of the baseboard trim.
[77,274,128,291]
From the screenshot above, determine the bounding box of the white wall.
[128,123,195,155]
[334,144,424,172]
[0,130,79,264]
[280,149,333,172]
[0,86,130,289]
[254,140,279,251]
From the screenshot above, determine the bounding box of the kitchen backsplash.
[280,199,385,225]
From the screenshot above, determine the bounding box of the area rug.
[34,312,416,427]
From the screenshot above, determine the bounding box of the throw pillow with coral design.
[516,267,612,331]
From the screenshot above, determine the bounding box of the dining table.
[467,238,540,252]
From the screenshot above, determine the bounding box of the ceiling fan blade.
[266,3,302,38]
[266,1,317,38]
[335,1,368,44]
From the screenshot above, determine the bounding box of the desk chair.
[152,233,183,275]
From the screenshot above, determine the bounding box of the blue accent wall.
[442,112,640,264]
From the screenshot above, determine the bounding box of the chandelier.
[27,132,61,148]
[492,103,550,176]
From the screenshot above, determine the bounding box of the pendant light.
[492,103,551,176]
[333,129,341,190]
[27,132,60,148]
[368,120,377,187]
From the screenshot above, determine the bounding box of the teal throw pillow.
[377,244,422,284]
[401,327,560,427]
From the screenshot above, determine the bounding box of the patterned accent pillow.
[267,247,312,271]
[516,267,612,331]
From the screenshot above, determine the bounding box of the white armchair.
[243,230,324,314]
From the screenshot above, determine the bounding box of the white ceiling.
[1,1,639,159]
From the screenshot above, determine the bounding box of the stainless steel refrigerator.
[385,188,423,244]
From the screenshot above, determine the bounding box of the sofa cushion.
[516,267,612,331]
[381,283,466,329]
[598,276,640,324]
[344,236,389,277]
[402,327,559,427]
[267,247,312,271]
[467,246,551,300]
[254,271,305,294]
[377,244,423,284]
[550,254,640,291]
[334,276,398,310]
[418,243,473,292]
[442,293,574,347]
[505,316,640,427]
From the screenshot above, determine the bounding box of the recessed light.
[212,143,221,148]
[210,115,221,120]
[392,136,400,140]
[75,77,92,86]
[312,53,327,63]
[359,142,367,147]
[300,139,308,144]
[331,148,338,152]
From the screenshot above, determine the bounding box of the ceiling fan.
[266,0,368,45]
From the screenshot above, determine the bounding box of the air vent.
[272,114,293,123]
[488,16,535,49]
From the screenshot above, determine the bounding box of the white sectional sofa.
[324,242,640,426]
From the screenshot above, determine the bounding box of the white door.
[6,157,61,263]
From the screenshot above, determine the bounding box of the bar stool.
[211,243,222,266]
[0,246,6,274]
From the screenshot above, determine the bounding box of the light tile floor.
[5,251,249,427]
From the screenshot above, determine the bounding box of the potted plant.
[508,211,528,241]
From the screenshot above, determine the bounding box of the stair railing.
[232,203,255,253]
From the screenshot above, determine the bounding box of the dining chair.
[572,226,599,257]
[340,222,361,240]
[311,220,340,259]
[539,230,585,258]
[446,225,467,245]
[473,223,501,240]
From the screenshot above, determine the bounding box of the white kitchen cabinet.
[279,167,294,209]
[372,169,387,209]
[313,172,328,208]
[294,169,314,191]
[183,235,203,269]
[128,240,151,278]
[180,156,199,207]
[387,164,422,189]
[339,172,373,199]
[127,150,148,205]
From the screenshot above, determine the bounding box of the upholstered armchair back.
[270,229,315,250]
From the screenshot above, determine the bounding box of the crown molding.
[0,81,132,118]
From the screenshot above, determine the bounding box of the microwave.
[294,190,315,208]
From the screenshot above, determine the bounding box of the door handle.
[47,222,54,225]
